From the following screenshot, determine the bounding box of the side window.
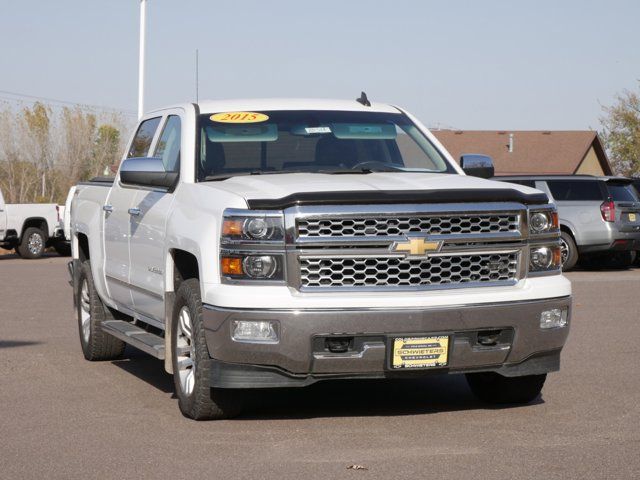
[127,117,162,158]
[547,180,603,201]
[154,116,181,173]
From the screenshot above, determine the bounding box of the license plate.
[391,336,449,369]
[629,213,637,222]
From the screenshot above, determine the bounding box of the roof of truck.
[148,98,403,116]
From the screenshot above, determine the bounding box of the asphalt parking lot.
[1,255,639,479]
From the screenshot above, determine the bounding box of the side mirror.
[460,154,495,179]
[119,157,178,188]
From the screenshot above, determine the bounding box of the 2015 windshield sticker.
[210,112,269,123]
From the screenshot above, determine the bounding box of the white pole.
[137,0,147,120]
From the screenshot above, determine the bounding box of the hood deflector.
[246,189,549,210]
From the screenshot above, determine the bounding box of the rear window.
[607,183,639,202]
[547,180,603,201]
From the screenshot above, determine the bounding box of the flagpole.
[138,0,147,120]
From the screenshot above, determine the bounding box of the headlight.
[528,209,558,235]
[221,254,284,281]
[529,244,562,273]
[222,211,284,243]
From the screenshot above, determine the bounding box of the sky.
[0,0,638,130]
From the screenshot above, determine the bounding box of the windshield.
[197,110,454,180]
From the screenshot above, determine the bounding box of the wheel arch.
[21,217,49,241]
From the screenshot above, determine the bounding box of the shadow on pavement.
[109,349,544,419]
[237,375,543,420]
[111,347,175,395]
[0,340,43,349]
[0,252,63,260]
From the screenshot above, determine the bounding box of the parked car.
[0,188,65,259]
[50,186,78,257]
[495,175,640,270]
[70,98,571,420]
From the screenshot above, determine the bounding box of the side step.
[101,320,165,359]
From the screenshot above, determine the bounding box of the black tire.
[465,372,546,404]
[14,248,22,257]
[54,241,71,257]
[76,260,126,361]
[582,251,636,270]
[604,251,636,269]
[18,227,46,259]
[171,278,242,420]
[560,231,578,271]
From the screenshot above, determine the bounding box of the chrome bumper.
[202,296,571,388]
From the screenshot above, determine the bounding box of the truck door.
[129,114,181,322]
[104,116,162,309]
[0,190,7,241]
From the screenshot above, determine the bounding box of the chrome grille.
[297,214,519,238]
[299,252,519,289]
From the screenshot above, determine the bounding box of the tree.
[600,81,640,176]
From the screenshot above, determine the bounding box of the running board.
[101,320,165,359]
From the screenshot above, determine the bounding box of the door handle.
[128,207,141,216]
[103,205,113,213]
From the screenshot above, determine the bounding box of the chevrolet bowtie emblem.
[391,237,443,256]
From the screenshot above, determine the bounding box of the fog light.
[232,320,279,343]
[540,308,568,329]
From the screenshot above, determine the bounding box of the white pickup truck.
[70,97,572,420]
[0,189,64,258]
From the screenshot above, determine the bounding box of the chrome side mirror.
[460,154,495,179]
[119,157,178,189]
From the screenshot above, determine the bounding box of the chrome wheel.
[176,306,195,396]
[80,279,91,343]
[560,237,569,265]
[27,232,43,256]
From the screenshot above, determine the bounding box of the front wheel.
[465,372,546,404]
[171,278,242,420]
[18,227,46,259]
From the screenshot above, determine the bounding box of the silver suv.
[495,175,640,270]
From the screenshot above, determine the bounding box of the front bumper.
[202,296,571,388]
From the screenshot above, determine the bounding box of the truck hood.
[207,172,539,198]
[203,172,547,208]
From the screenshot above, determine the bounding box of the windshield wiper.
[203,166,405,181]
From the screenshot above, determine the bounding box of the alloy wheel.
[176,306,196,395]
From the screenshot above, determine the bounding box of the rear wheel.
[54,241,71,257]
[466,372,546,404]
[76,260,126,360]
[171,278,242,420]
[559,231,578,271]
[605,251,636,269]
[18,227,45,259]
